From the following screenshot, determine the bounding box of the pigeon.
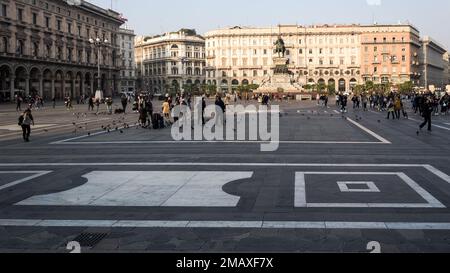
[120,130,123,134]
[416,131,420,136]
[88,132,91,136]
[377,120,381,123]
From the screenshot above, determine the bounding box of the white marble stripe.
[51,141,388,145]
[307,203,439,208]
[346,117,391,144]
[396,172,445,208]
[294,173,307,207]
[0,163,428,167]
[0,171,53,191]
[2,219,450,230]
[424,165,450,185]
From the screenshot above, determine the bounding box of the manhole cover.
[71,233,108,248]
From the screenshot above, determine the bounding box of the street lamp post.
[89,37,109,100]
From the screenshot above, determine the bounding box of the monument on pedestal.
[256,36,303,93]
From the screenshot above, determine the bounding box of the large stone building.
[204,24,426,93]
[135,29,206,94]
[0,0,125,102]
[118,27,136,94]
[418,36,448,90]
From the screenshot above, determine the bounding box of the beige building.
[0,0,125,101]
[205,24,433,93]
[118,27,136,93]
[135,29,206,94]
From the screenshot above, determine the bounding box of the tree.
[327,83,336,96]
[398,81,414,94]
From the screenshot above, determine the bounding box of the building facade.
[118,27,135,94]
[419,36,448,90]
[135,29,206,94]
[360,25,421,86]
[0,0,125,102]
[205,24,425,93]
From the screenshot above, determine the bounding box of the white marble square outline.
[295,172,445,208]
[0,171,53,191]
[337,181,381,193]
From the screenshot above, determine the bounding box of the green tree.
[398,81,413,94]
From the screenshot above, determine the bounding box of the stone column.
[62,77,66,98]
[25,75,30,96]
[10,76,15,101]
[51,79,55,99]
[80,75,84,96]
[72,79,76,98]
[39,77,44,97]
[90,77,94,95]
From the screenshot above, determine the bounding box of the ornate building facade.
[419,36,448,89]
[204,24,426,93]
[135,29,206,94]
[0,0,125,102]
[118,27,136,93]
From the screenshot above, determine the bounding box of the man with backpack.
[18,109,34,142]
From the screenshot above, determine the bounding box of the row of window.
[0,36,115,65]
[215,56,358,67]
[1,4,115,44]
[2,0,115,29]
[207,36,359,47]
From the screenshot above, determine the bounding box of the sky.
[88,0,450,49]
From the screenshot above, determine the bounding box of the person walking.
[52,96,56,109]
[419,97,433,132]
[18,109,34,142]
[386,99,395,120]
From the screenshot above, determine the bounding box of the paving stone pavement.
[0,99,450,253]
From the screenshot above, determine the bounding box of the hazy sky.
[88,0,450,49]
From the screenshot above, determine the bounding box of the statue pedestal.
[256,57,302,93]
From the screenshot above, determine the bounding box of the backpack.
[18,115,24,126]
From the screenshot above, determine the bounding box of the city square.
[1,0,450,258]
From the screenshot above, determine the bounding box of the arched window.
[172,67,178,75]
[186,67,192,75]
[16,40,24,55]
[1,37,8,53]
[33,42,39,56]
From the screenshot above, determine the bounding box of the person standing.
[19,109,34,142]
[162,98,171,126]
[88,96,94,111]
[394,96,402,120]
[121,94,128,113]
[52,96,56,109]
[16,95,22,112]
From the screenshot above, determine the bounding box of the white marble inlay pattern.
[16,171,253,207]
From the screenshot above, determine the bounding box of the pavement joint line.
[2,219,450,230]
[0,171,53,191]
